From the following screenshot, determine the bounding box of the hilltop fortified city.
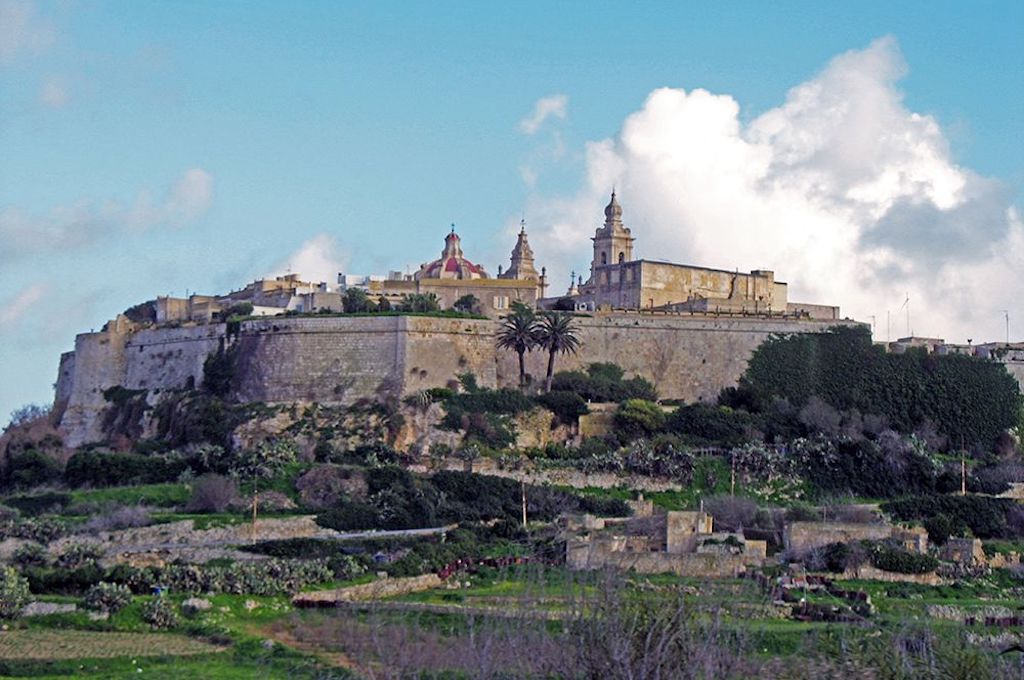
[2,4,1023,677]
[52,193,860,448]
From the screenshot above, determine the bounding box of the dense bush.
[238,539,366,580]
[316,468,630,532]
[2,450,62,489]
[202,342,239,397]
[152,391,245,449]
[533,390,589,424]
[0,514,66,543]
[442,388,535,420]
[790,436,942,499]
[868,542,939,574]
[83,581,133,613]
[614,400,667,440]
[64,451,186,488]
[142,597,179,629]
[551,363,657,403]
[57,543,104,570]
[667,404,759,447]
[2,492,71,516]
[743,325,1022,448]
[0,567,31,619]
[820,542,852,573]
[12,542,49,568]
[22,564,105,595]
[882,495,1015,539]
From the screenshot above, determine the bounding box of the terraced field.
[0,630,225,661]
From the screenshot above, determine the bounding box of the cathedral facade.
[558,192,838,320]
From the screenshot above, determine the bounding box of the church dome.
[415,227,489,280]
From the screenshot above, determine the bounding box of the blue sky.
[2,0,1022,426]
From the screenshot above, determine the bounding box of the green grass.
[68,483,190,510]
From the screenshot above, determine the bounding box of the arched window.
[618,252,625,263]
[600,252,607,265]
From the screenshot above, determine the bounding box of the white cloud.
[526,38,1022,343]
[269,234,348,286]
[0,168,215,262]
[519,94,568,135]
[38,75,68,108]
[0,0,54,64]
[0,283,47,329]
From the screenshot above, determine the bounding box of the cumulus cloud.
[269,234,348,286]
[0,168,214,262]
[0,0,54,64]
[520,94,568,134]
[526,37,1022,343]
[0,283,47,330]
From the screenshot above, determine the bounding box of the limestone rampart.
[56,312,859,447]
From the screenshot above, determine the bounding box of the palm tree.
[495,304,537,388]
[533,311,581,392]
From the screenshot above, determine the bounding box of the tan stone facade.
[561,192,838,320]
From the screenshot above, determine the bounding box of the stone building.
[561,192,838,320]
[565,510,767,578]
[339,227,546,318]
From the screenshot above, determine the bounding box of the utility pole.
[960,454,967,497]
[1001,310,1010,345]
[730,454,736,497]
[251,469,259,544]
[521,480,527,528]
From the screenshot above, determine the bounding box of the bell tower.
[590,190,634,278]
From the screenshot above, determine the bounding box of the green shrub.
[882,495,1014,539]
[821,542,851,573]
[238,539,366,580]
[316,469,630,532]
[22,564,105,595]
[743,325,1022,448]
[551,363,657,402]
[64,451,186,488]
[2,492,71,516]
[868,542,938,574]
[142,597,179,629]
[614,399,666,440]
[3,450,62,489]
[57,543,104,570]
[83,581,132,613]
[0,567,31,619]
[0,515,67,543]
[667,404,758,447]
[534,390,589,424]
[202,342,239,397]
[922,514,962,546]
[12,542,49,568]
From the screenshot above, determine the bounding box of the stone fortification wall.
[233,316,404,404]
[496,313,856,403]
[56,322,227,447]
[232,316,497,404]
[56,312,856,447]
[124,324,225,391]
